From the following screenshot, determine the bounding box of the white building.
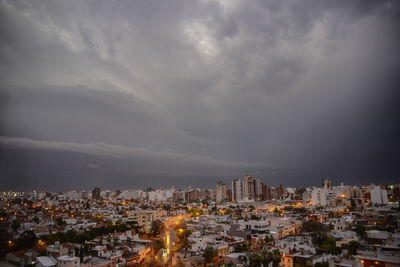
[147,189,174,202]
[370,186,388,205]
[322,179,332,190]
[243,175,254,199]
[311,187,327,206]
[119,190,141,199]
[57,256,80,267]
[311,179,343,206]
[232,179,243,203]
[36,256,57,267]
[243,175,263,200]
[216,182,227,204]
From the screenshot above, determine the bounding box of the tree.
[312,231,327,247]
[261,249,282,266]
[32,217,39,224]
[150,220,163,237]
[249,253,262,267]
[312,231,341,255]
[153,239,165,253]
[355,225,366,240]
[350,198,356,210]
[234,243,250,252]
[177,229,192,249]
[203,246,217,264]
[17,230,38,249]
[56,218,67,227]
[347,241,360,256]
[66,230,77,242]
[264,234,274,243]
[320,236,341,255]
[271,249,282,267]
[11,220,20,232]
[320,235,335,249]
[261,250,272,267]
[126,221,143,232]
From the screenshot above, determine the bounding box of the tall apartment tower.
[232,178,243,202]
[244,174,255,199]
[370,186,388,205]
[216,181,227,204]
[322,179,332,190]
[276,184,287,199]
[244,174,261,200]
[262,184,272,201]
[244,175,250,199]
[255,179,262,200]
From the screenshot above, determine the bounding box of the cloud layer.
[1,0,399,190]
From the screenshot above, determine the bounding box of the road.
[156,214,189,266]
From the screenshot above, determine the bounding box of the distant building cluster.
[0,179,399,267]
[215,174,288,204]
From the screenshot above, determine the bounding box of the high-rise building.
[255,179,262,200]
[226,189,232,202]
[311,187,327,206]
[244,174,256,199]
[370,186,388,205]
[92,187,101,200]
[322,179,332,190]
[262,184,272,201]
[232,178,243,202]
[244,175,250,199]
[276,184,287,199]
[185,189,202,203]
[216,181,227,203]
[173,190,185,202]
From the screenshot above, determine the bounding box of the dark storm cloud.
[0,136,268,191]
[0,0,399,190]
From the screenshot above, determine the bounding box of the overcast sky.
[0,0,399,191]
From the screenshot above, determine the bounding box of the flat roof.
[37,256,57,266]
[355,255,400,264]
[57,255,79,261]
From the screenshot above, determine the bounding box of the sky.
[0,0,399,191]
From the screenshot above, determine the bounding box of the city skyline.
[1,176,396,194]
[1,2,400,267]
[1,0,400,191]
